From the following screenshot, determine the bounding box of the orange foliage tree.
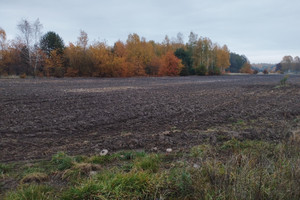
[158,51,183,76]
[113,40,131,77]
[44,50,64,77]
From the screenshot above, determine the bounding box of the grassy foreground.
[1,136,300,200]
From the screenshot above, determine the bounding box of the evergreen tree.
[40,31,65,56]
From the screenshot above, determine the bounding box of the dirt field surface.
[1,75,300,162]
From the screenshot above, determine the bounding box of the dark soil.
[1,75,300,162]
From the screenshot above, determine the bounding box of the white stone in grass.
[89,171,97,176]
[166,148,172,153]
[100,149,108,156]
[193,163,200,169]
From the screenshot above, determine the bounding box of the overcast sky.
[1,0,300,63]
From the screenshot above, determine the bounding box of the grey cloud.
[0,0,299,63]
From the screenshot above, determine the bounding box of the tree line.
[276,55,300,73]
[0,19,243,78]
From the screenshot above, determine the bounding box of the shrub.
[208,66,221,75]
[179,66,189,76]
[280,75,289,86]
[158,51,183,76]
[195,64,207,75]
[19,73,26,78]
[168,168,194,198]
[65,67,79,77]
[54,67,65,78]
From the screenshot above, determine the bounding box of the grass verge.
[1,136,300,200]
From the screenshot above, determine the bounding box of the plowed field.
[1,75,300,162]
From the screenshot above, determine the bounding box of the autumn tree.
[65,30,93,76]
[158,51,183,76]
[277,55,292,73]
[64,43,81,76]
[0,27,6,51]
[294,56,300,63]
[191,37,213,70]
[188,32,198,49]
[125,33,147,76]
[44,49,65,77]
[240,62,253,74]
[0,38,28,75]
[278,55,300,73]
[77,30,88,50]
[171,32,185,50]
[112,41,131,76]
[292,56,300,72]
[40,31,65,77]
[202,37,213,68]
[145,57,160,76]
[113,40,127,58]
[162,35,172,54]
[216,45,230,73]
[281,55,293,64]
[0,28,7,75]
[195,64,207,75]
[89,42,119,77]
[17,18,43,76]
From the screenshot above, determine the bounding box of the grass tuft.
[62,163,101,181]
[62,170,161,200]
[0,163,12,175]
[4,184,54,200]
[20,172,48,184]
[134,154,161,173]
[51,152,74,171]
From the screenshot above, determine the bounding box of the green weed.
[0,163,12,175]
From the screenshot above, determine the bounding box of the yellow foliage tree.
[216,45,230,73]
[240,62,253,74]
